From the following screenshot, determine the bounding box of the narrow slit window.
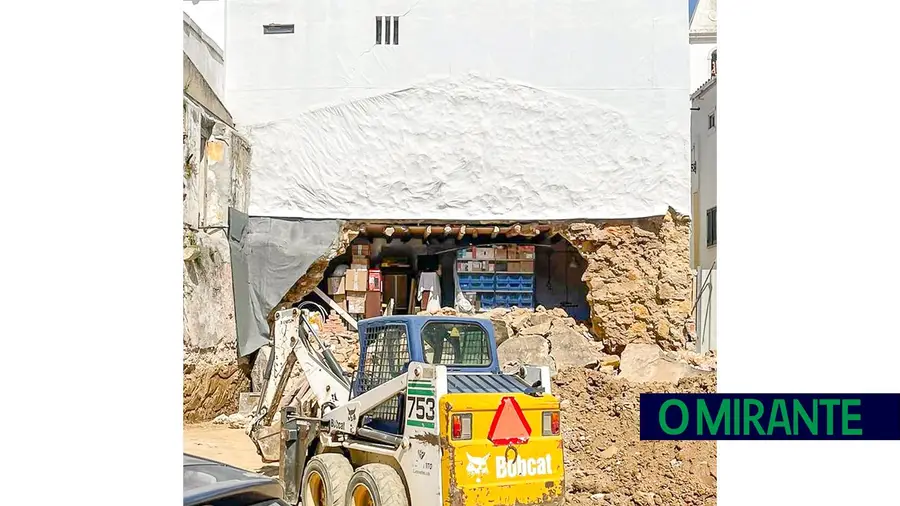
[708,111,716,129]
[706,207,717,247]
[375,17,382,44]
[263,23,294,35]
[393,16,399,45]
[384,16,392,45]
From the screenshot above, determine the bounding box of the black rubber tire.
[344,464,409,506]
[301,453,353,506]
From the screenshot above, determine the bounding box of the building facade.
[183,12,254,422]
[225,0,690,221]
[690,76,716,352]
[220,0,697,388]
[689,0,717,93]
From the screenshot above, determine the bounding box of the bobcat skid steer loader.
[250,307,565,506]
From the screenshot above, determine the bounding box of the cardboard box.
[327,276,346,295]
[365,290,382,318]
[485,261,495,272]
[494,261,507,272]
[507,245,520,259]
[519,245,535,259]
[344,269,368,292]
[456,261,471,272]
[333,294,347,311]
[470,260,483,272]
[475,247,494,260]
[493,245,508,260]
[520,260,535,273]
[457,247,475,260]
[351,244,371,256]
[368,269,383,292]
[351,254,369,267]
[346,291,366,314]
[507,260,520,272]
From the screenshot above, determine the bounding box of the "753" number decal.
[407,395,435,421]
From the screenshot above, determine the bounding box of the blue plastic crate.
[479,294,495,310]
[458,273,495,291]
[495,273,535,291]
[516,293,534,308]
[518,276,535,291]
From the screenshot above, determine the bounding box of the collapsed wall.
[183,94,252,422]
[560,211,693,353]
[264,210,692,356]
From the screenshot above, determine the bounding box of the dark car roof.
[183,453,283,506]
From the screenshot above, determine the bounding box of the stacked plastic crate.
[456,245,536,310]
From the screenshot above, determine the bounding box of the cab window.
[421,322,491,366]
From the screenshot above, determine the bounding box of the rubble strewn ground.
[556,369,717,506]
[193,304,717,505]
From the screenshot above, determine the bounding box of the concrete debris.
[498,335,556,375]
[519,321,552,337]
[617,344,706,384]
[546,325,606,370]
[212,413,252,429]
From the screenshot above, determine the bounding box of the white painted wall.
[226,0,690,221]
[691,79,716,270]
[184,12,226,101]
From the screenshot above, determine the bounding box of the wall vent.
[263,23,294,35]
[376,16,400,45]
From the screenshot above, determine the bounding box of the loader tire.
[301,453,353,506]
[344,464,408,506]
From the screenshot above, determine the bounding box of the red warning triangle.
[487,396,532,446]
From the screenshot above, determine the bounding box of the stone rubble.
[212,412,253,429]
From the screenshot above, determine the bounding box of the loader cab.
[352,316,499,434]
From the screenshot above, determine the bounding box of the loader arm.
[321,369,411,445]
[248,307,352,461]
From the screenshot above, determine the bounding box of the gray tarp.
[228,208,343,357]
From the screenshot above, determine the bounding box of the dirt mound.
[554,368,717,506]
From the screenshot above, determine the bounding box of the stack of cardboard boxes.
[326,244,384,319]
[455,245,535,273]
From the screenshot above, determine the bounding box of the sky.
[183,0,225,49]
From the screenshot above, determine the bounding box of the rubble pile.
[473,306,618,375]
[556,368,717,506]
[245,304,717,504]
[414,304,715,380]
[318,312,360,372]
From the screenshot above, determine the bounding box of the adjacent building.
[183,12,253,422]
[690,76,716,353]
[689,0,717,93]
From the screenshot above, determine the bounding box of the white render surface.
[227,0,690,220]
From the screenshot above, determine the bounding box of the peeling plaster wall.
[226,0,690,221]
[183,96,253,422]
